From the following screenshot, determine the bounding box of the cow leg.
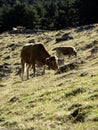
[58,58,64,66]
[27,64,31,79]
[32,63,36,77]
[68,55,71,59]
[42,65,45,75]
[21,59,25,81]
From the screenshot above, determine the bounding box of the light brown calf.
[56,46,77,59]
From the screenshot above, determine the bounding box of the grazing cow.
[55,46,77,59]
[21,43,58,80]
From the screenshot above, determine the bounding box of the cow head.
[73,50,77,57]
[46,56,58,70]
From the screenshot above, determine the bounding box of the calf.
[56,46,77,59]
[21,43,58,80]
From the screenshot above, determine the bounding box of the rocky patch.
[0,63,12,77]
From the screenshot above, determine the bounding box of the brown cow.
[56,46,77,59]
[21,43,58,80]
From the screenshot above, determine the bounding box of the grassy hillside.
[0,24,98,130]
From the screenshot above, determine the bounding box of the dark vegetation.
[0,0,98,32]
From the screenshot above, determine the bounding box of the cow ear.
[46,57,50,63]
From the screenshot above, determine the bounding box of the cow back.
[21,44,50,64]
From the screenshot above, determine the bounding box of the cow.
[55,46,77,59]
[52,46,77,66]
[21,43,58,80]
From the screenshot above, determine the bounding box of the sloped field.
[0,24,98,130]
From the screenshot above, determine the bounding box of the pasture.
[0,24,98,130]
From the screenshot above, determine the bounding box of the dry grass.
[0,23,98,130]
